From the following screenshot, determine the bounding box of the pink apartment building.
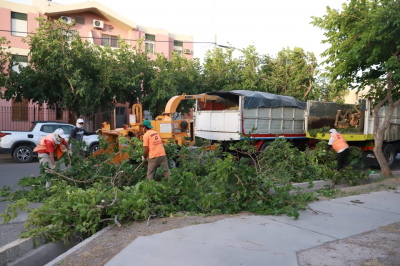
[0,0,194,131]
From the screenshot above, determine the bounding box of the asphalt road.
[0,157,41,246]
[0,157,41,188]
[0,157,63,246]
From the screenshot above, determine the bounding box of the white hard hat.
[76,118,84,128]
[53,128,64,144]
[329,128,337,134]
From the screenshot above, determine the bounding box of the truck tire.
[90,144,100,154]
[169,158,179,169]
[13,145,33,163]
[259,141,271,152]
[383,144,396,168]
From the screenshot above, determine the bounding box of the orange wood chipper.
[94,93,218,164]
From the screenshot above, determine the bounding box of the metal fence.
[0,106,70,131]
[86,109,115,131]
[1,106,128,132]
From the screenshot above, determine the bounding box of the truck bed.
[195,106,305,141]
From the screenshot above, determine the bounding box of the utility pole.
[214,34,217,49]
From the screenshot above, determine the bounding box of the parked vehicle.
[0,121,99,163]
[194,90,400,168]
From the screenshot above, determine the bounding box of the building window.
[145,34,155,54]
[12,55,28,73]
[174,40,183,57]
[11,12,27,37]
[12,99,28,121]
[75,16,85,25]
[102,34,118,48]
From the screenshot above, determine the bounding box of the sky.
[9,0,346,65]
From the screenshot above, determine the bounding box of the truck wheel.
[259,141,271,152]
[13,145,33,163]
[90,144,100,154]
[169,158,179,169]
[383,144,396,167]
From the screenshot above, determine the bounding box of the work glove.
[96,129,102,134]
[50,165,56,171]
[68,150,73,156]
[141,156,146,162]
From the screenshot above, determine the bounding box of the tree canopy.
[202,45,320,100]
[312,0,400,96]
[260,47,317,100]
[0,37,11,91]
[144,53,204,116]
[1,16,332,119]
[3,18,145,119]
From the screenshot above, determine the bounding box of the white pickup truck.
[0,121,99,163]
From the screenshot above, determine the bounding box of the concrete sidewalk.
[105,189,400,266]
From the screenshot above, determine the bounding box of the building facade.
[0,0,194,131]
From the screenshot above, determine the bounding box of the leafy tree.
[110,38,154,111]
[259,47,318,100]
[312,0,400,176]
[313,75,349,103]
[236,45,263,90]
[144,52,204,117]
[202,46,242,92]
[3,18,143,119]
[0,37,11,90]
[202,46,319,101]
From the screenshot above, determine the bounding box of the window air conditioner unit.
[61,16,72,24]
[93,19,104,29]
[183,49,191,54]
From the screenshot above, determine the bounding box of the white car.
[0,121,100,163]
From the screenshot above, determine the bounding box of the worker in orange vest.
[141,120,171,181]
[34,128,71,188]
[324,128,350,171]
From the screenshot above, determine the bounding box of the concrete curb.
[0,226,111,266]
[44,226,111,266]
[290,170,400,194]
[6,239,78,266]
[291,179,346,193]
[0,237,43,266]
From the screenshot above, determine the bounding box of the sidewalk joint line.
[261,217,338,240]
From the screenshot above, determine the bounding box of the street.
[0,157,41,246]
[0,157,40,188]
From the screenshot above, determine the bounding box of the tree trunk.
[373,128,392,177]
[372,73,396,177]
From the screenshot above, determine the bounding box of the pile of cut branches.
[0,135,367,243]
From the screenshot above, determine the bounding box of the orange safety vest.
[33,134,64,159]
[332,133,349,152]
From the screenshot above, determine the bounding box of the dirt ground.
[298,222,400,266]
[56,177,400,266]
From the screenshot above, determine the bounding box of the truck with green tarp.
[194,90,400,167]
